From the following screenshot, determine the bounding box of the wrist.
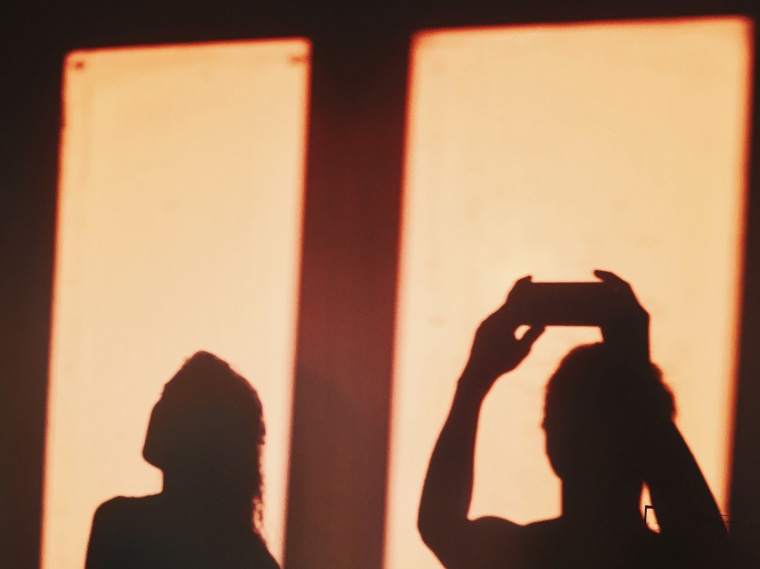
[456,365,497,400]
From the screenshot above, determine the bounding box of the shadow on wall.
[418,272,729,569]
[84,352,280,569]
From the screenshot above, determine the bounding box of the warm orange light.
[386,17,752,569]
[44,39,310,569]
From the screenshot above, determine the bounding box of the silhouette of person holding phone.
[85,352,279,569]
[419,271,728,569]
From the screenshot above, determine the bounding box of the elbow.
[419,507,473,569]
[417,506,434,545]
[418,505,453,553]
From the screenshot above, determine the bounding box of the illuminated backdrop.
[44,39,310,569]
[386,18,751,569]
[41,17,753,569]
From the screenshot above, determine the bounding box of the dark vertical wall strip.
[729,30,760,569]
[284,32,409,569]
[0,52,63,569]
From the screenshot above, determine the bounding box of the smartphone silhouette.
[509,281,614,326]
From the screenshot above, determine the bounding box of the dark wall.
[2,2,758,568]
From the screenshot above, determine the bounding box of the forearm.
[418,368,489,545]
[417,290,542,558]
[642,416,727,556]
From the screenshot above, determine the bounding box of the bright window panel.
[44,39,310,569]
[386,18,751,569]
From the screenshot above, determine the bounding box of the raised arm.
[418,280,543,568]
[640,405,728,566]
[595,271,728,566]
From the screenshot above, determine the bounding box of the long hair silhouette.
[142,351,267,531]
[85,351,279,569]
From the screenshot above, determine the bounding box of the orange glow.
[44,40,310,569]
[386,18,751,569]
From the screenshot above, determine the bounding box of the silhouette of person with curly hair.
[85,351,279,569]
[419,271,728,569]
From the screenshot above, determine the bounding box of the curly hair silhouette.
[86,352,279,569]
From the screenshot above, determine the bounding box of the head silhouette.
[542,343,675,494]
[142,351,265,529]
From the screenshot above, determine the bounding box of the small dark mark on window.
[289,55,309,64]
[73,60,85,70]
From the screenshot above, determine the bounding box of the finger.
[594,269,635,296]
[594,269,626,286]
[504,274,532,303]
[482,306,517,331]
[594,270,647,313]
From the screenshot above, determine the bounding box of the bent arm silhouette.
[418,279,543,569]
[641,408,728,565]
[419,272,727,569]
[595,271,728,564]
